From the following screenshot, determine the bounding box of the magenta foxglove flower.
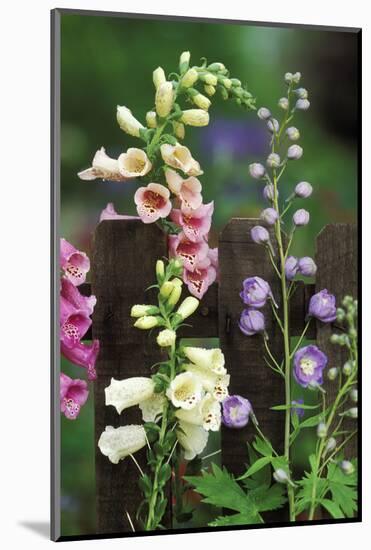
[168,232,209,272]
[165,169,203,212]
[298,256,317,277]
[60,238,90,286]
[60,372,89,420]
[183,258,217,299]
[285,256,299,280]
[100,203,140,222]
[170,201,214,243]
[222,395,252,428]
[61,277,96,317]
[293,209,310,226]
[239,309,265,336]
[240,276,275,309]
[308,289,337,323]
[293,345,328,388]
[61,339,100,381]
[134,183,172,223]
[60,296,92,349]
[251,225,270,244]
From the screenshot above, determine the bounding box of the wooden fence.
[84,219,357,534]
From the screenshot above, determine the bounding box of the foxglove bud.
[181,68,198,88]
[263,184,276,201]
[327,367,339,381]
[160,281,174,299]
[203,73,218,86]
[285,256,299,280]
[191,91,211,111]
[298,257,317,277]
[273,469,289,484]
[179,51,191,73]
[231,78,242,87]
[153,66,166,89]
[219,76,232,89]
[342,360,353,376]
[249,163,265,179]
[207,62,225,71]
[267,118,279,133]
[292,72,301,83]
[131,304,160,318]
[266,153,281,168]
[278,97,289,110]
[157,329,176,348]
[293,209,310,226]
[173,121,185,140]
[257,107,271,120]
[284,72,293,83]
[176,296,199,320]
[324,437,336,454]
[260,208,278,225]
[287,144,303,160]
[204,84,216,98]
[295,87,308,99]
[134,316,161,330]
[146,111,157,128]
[155,81,175,118]
[317,422,327,438]
[350,389,358,403]
[219,86,229,100]
[168,280,183,307]
[295,181,313,198]
[251,225,270,244]
[156,259,165,282]
[347,407,358,419]
[340,460,355,475]
[116,106,144,137]
[180,109,209,127]
[296,99,310,110]
[286,126,300,141]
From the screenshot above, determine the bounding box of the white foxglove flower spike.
[98,425,146,464]
[105,377,155,414]
[166,372,202,410]
[177,420,209,460]
[183,347,226,375]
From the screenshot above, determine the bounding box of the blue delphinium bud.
[273,469,289,484]
[263,184,276,201]
[350,388,358,403]
[251,225,270,244]
[324,437,336,454]
[285,256,299,280]
[239,309,265,336]
[287,145,303,160]
[266,153,281,168]
[278,97,289,110]
[286,126,300,141]
[298,257,317,277]
[293,209,310,226]
[260,208,279,226]
[309,289,337,323]
[257,107,271,120]
[295,88,308,99]
[340,460,355,475]
[267,118,279,133]
[249,163,266,179]
[296,98,310,110]
[295,181,313,198]
[327,367,339,381]
[317,422,327,438]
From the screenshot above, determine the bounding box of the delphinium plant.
[187,72,358,524]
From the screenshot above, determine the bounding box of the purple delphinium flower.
[291,398,305,419]
[239,309,265,336]
[298,257,317,277]
[285,256,299,280]
[260,208,278,225]
[308,289,337,323]
[293,209,310,226]
[240,276,274,308]
[293,345,328,388]
[251,225,270,244]
[222,395,252,428]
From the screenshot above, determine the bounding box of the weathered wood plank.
[315,224,358,459]
[91,220,168,534]
[218,218,286,521]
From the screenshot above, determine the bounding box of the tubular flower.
[60,296,92,349]
[116,105,144,137]
[170,202,214,243]
[60,238,90,286]
[100,203,140,222]
[118,148,152,178]
[98,425,147,464]
[160,144,203,176]
[176,420,209,460]
[60,373,89,420]
[139,392,166,422]
[60,277,96,317]
[183,347,226,375]
[134,183,172,224]
[168,232,209,272]
[185,363,230,402]
[175,393,221,432]
[183,258,216,299]
[61,339,100,381]
[105,377,155,414]
[165,169,203,211]
[166,372,203,410]
[78,147,125,182]
[308,289,337,323]
[239,309,265,336]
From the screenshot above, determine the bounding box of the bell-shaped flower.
[60,296,92,349]
[118,148,152,178]
[61,339,100,381]
[183,346,226,375]
[61,276,96,317]
[168,232,209,272]
[139,392,166,422]
[185,363,230,402]
[99,202,140,222]
[208,247,219,281]
[183,257,216,299]
[105,377,155,414]
[165,169,203,211]
[170,202,214,243]
[60,372,89,420]
[98,425,146,464]
[116,106,144,137]
[176,393,221,432]
[134,183,172,224]
[60,238,90,286]
[78,147,125,182]
[160,144,203,176]
[177,420,209,460]
[166,372,203,410]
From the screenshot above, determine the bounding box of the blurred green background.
[59,12,358,536]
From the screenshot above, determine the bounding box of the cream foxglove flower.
[177,420,209,460]
[130,304,159,318]
[116,106,144,137]
[176,393,221,432]
[160,143,203,176]
[155,81,175,118]
[204,84,216,96]
[187,158,204,177]
[118,148,152,178]
[98,425,146,464]
[192,92,211,111]
[156,329,176,348]
[146,111,157,128]
[105,377,155,414]
[179,51,191,72]
[180,109,210,127]
[176,296,200,320]
[185,363,230,402]
[183,347,226,375]
[166,372,202,410]
[78,147,125,181]
[153,66,166,90]
[165,169,203,211]
[134,316,161,329]
[173,121,185,140]
[139,392,166,422]
[181,68,198,88]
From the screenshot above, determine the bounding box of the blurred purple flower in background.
[222,395,252,428]
[201,119,267,159]
[291,398,305,419]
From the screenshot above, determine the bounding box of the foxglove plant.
[78,51,255,298]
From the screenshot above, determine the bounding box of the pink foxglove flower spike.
[60,238,90,286]
[61,339,100,381]
[60,373,89,420]
[168,232,209,272]
[170,201,214,243]
[164,169,203,211]
[183,258,216,299]
[134,183,172,223]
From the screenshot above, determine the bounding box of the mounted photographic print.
[51,8,361,541]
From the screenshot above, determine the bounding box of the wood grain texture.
[91,220,168,534]
[218,218,286,520]
[315,224,358,459]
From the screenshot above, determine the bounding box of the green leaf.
[237,456,272,481]
[158,463,172,487]
[250,483,287,512]
[243,444,271,489]
[252,436,274,457]
[161,134,178,145]
[271,403,320,411]
[320,499,345,519]
[209,512,262,527]
[326,461,357,517]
